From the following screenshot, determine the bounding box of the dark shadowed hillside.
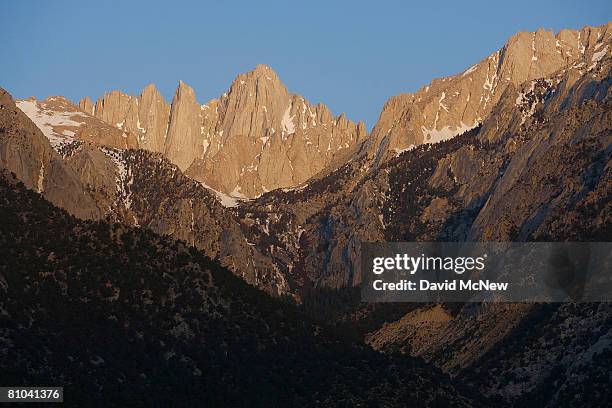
[0,170,479,407]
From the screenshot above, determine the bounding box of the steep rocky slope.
[365,302,611,407]
[79,65,367,198]
[365,23,611,161]
[64,144,290,294]
[0,170,478,407]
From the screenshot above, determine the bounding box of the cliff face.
[81,85,171,154]
[366,23,612,161]
[79,65,367,198]
[164,81,203,171]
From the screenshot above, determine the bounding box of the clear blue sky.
[2,0,610,128]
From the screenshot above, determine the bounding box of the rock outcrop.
[164,81,203,170]
[187,65,368,197]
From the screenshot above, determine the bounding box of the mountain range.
[1,22,611,406]
[79,64,367,198]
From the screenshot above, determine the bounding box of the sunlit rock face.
[366,23,612,161]
[80,64,367,198]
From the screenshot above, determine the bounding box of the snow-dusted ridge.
[16,98,87,150]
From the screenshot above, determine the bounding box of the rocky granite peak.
[164,80,203,170]
[136,83,171,153]
[76,65,366,198]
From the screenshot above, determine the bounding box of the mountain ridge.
[77,64,367,198]
[14,23,610,203]
[363,22,612,162]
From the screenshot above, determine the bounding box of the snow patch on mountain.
[462,65,478,76]
[16,99,86,150]
[281,105,296,135]
[394,145,416,156]
[101,147,134,210]
[199,182,247,208]
[421,121,479,144]
[591,45,608,63]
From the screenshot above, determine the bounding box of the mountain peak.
[175,80,197,98]
[254,63,274,72]
[165,80,202,170]
[229,64,284,93]
[250,64,280,80]
[142,83,159,93]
